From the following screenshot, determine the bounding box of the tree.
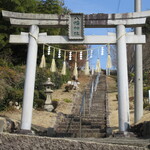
[0,0,39,64]
[143,17,150,71]
[0,0,70,65]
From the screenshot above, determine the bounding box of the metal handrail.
[94,72,101,91]
[79,91,86,117]
[89,80,94,115]
[79,73,101,138]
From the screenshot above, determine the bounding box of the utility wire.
[117,0,121,13]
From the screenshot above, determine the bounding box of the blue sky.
[63,0,150,69]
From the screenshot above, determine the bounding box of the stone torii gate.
[2,10,149,133]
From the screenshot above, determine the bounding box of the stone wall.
[0,133,148,150]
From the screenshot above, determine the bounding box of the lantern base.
[44,104,54,112]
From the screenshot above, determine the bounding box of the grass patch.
[63,98,72,103]
[52,99,60,102]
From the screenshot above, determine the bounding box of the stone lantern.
[43,78,54,112]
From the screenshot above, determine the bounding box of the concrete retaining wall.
[0,133,148,150]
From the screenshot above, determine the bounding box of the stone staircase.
[54,73,108,138]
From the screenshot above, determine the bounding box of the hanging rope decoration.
[58,49,61,58]
[95,58,101,73]
[40,30,125,74]
[84,50,90,75]
[95,48,101,73]
[73,52,78,79]
[50,48,57,72]
[69,51,72,60]
[61,51,67,75]
[39,45,46,68]
[101,46,104,56]
[79,51,82,60]
[40,44,112,76]
[90,49,93,58]
[47,46,51,55]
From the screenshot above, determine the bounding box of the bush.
[0,63,72,111]
[34,99,45,109]
[0,58,13,67]
[143,72,150,85]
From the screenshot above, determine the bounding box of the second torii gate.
[2,10,149,133]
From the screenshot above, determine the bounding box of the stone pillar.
[116,25,130,132]
[21,25,39,131]
[134,0,143,123]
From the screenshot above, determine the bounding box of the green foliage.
[128,72,135,83]
[0,65,25,111]
[143,72,150,86]
[143,86,150,98]
[0,58,13,67]
[0,0,74,111]
[143,17,150,35]
[143,99,150,110]
[38,90,46,100]
[50,71,71,89]
[0,0,70,65]
[0,87,11,111]
[52,99,60,102]
[34,99,45,109]
[0,87,23,110]
[63,98,72,103]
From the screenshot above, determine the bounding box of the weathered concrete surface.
[0,133,149,150]
[3,10,150,27]
[9,17,145,27]
[9,35,146,45]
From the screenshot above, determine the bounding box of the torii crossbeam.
[2,10,150,133]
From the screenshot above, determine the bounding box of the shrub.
[0,58,13,67]
[34,99,45,109]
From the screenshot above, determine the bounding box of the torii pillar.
[116,25,130,131]
[134,0,143,123]
[21,25,39,130]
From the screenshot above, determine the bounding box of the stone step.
[56,128,106,135]
[65,116,106,120]
[55,132,106,138]
[62,119,106,124]
[57,124,106,131]
[59,121,106,127]
[55,74,107,138]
